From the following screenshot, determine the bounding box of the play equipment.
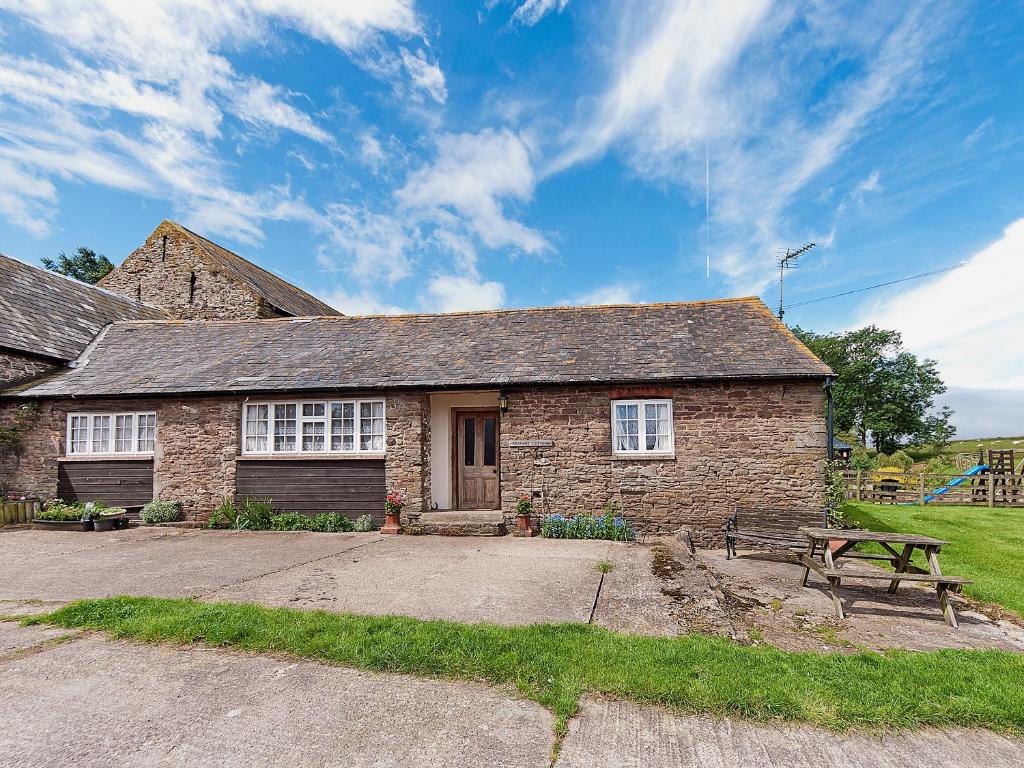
[924,464,988,502]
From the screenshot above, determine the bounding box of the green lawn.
[844,501,1024,618]
[27,596,1024,741]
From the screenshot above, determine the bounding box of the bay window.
[611,399,673,455]
[66,412,156,456]
[243,399,386,455]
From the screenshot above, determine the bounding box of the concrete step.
[404,511,507,537]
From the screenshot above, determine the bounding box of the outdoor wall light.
[498,393,509,413]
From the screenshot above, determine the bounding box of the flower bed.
[541,511,634,541]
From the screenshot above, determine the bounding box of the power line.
[787,262,966,309]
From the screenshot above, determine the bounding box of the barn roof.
[6,297,832,398]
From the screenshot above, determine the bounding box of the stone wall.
[499,381,826,544]
[0,391,431,521]
[99,221,275,320]
[0,350,59,389]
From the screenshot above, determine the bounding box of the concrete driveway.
[0,527,657,627]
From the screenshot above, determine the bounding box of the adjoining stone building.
[0,253,167,389]
[0,298,833,541]
[98,220,340,320]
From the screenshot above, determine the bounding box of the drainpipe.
[824,376,835,462]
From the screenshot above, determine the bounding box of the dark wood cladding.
[56,460,154,513]
[235,459,385,520]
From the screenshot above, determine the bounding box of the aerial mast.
[777,243,816,320]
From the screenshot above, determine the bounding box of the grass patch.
[27,596,1024,737]
[843,501,1024,618]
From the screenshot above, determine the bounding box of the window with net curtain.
[242,400,385,455]
[611,399,673,455]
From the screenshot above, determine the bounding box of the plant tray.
[32,519,93,532]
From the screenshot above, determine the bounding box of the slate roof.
[134,221,340,317]
[6,298,832,399]
[0,253,167,361]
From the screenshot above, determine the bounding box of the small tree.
[823,460,848,527]
[41,247,114,284]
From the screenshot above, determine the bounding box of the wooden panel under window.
[235,459,386,521]
[57,460,154,517]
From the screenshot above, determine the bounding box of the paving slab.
[556,698,1024,768]
[209,535,619,625]
[0,529,373,601]
[0,634,553,768]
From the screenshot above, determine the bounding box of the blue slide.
[924,464,988,502]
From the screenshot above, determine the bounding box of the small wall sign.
[508,439,554,448]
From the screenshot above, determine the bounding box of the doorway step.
[404,510,507,537]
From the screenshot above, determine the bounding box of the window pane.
[114,414,134,452]
[302,420,325,452]
[463,417,475,466]
[137,414,156,453]
[302,403,325,417]
[358,401,385,452]
[91,415,111,453]
[244,405,268,453]
[614,403,639,451]
[69,416,89,454]
[483,417,496,466]
[273,404,297,451]
[331,401,356,451]
[644,402,671,451]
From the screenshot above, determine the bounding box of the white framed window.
[242,399,386,455]
[66,412,156,456]
[611,399,673,455]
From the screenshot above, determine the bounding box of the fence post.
[918,474,925,506]
[855,470,862,502]
[989,473,996,508]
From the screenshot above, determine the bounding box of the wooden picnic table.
[797,527,972,628]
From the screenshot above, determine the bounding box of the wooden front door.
[455,410,500,510]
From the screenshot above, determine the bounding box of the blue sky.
[0,1,1021,436]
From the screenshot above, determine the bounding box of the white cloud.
[398,128,550,254]
[425,274,506,312]
[0,0,435,240]
[231,80,330,143]
[554,1,948,294]
[855,217,1024,390]
[317,203,413,284]
[510,0,570,26]
[559,283,640,306]
[400,47,448,104]
[358,132,387,172]
[316,286,407,316]
[0,158,57,237]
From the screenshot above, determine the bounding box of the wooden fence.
[1,498,41,525]
[842,469,1024,507]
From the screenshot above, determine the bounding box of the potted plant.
[382,491,404,535]
[515,494,535,537]
[32,500,92,532]
[93,506,127,532]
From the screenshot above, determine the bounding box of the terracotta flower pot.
[381,511,402,535]
[516,513,534,537]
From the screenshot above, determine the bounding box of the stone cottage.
[0,292,833,541]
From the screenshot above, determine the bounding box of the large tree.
[41,246,114,284]
[793,325,954,453]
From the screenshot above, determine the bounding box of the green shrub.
[889,449,914,471]
[36,500,86,521]
[874,452,891,468]
[353,514,375,532]
[234,497,275,530]
[823,460,848,526]
[207,497,238,529]
[140,500,182,524]
[541,511,634,541]
[269,511,355,533]
[850,449,874,471]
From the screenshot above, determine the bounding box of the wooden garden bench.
[724,507,826,560]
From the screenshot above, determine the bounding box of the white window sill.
[60,455,155,462]
[237,453,386,461]
[610,452,676,462]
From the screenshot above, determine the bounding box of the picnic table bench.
[724,508,826,560]
[797,527,972,628]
